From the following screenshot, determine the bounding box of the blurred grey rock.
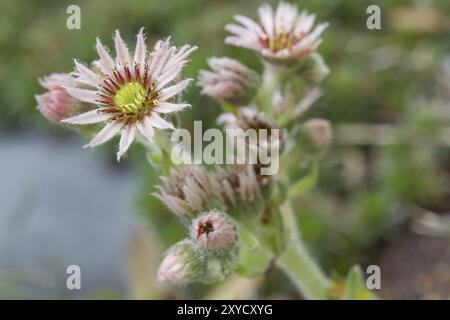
[0,131,136,299]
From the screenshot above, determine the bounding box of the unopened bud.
[218,108,286,186]
[191,211,238,251]
[157,227,240,285]
[154,166,214,221]
[35,73,82,122]
[296,53,330,84]
[299,119,332,155]
[157,240,196,285]
[212,165,262,207]
[198,57,260,106]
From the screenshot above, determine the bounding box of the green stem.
[275,200,331,299]
[257,64,280,116]
[138,129,173,175]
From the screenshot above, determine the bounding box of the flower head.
[36,73,83,122]
[198,57,260,106]
[225,2,328,65]
[154,165,214,221]
[62,29,197,160]
[191,210,238,251]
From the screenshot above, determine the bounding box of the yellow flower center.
[262,31,305,53]
[113,82,148,114]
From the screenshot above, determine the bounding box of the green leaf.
[341,265,377,300]
[234,223,272,278]
[221,102,238,114]
[289,161,319,197]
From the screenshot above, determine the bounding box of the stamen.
[134,64,141,82]
[113,68,125,84]
[100,84,114,95]
[261,31,303,53]
[124,64,132,82]
[112,81,155,114]
[106,76,120,90]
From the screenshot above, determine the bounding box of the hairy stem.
[275,200,331,299]
[257,64,280,116]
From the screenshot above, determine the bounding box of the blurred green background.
[1,0,450,299]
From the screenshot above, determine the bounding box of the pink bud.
[191,211,237,251]
[157,240,193,284]
[198,57,260,106]
[304,119,332,149]
[36,73,78,122]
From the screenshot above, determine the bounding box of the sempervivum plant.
[36,2,375,300]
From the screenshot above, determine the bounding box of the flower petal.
[62,86,100,104]
[114,30,131,66]
[164,45,197,72]
[96,38,115,75]
[295,12,316,34]
[150,40,173,78]
[35,93,49,106]
[234,15,265,37]
[258,4,274,38]
[84,120,123,148]
[117,124,136,161]
[275,2,297,34]
[155,63,185,91]
[301,22,329,45]
[134,28,147,75]
[137,117,155,142]
[155,102,190,114]
[74,60,100,87]
[225,24,259,40]
[61,108,114,124]
[148,113,174,129]
[159,79,191,101]
[225,36,261,51]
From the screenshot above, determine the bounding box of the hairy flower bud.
[212,165,262,207]
[158,222,239,285]
[154,165,215,221]
[35,73,82,122]
[191,210,238,251]
[298,118,332,155]
[157,240,196,284]
[296,53,330,84]
[218,107,286,185]
[198,57,260,106]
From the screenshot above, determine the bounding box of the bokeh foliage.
[2,0,450,298]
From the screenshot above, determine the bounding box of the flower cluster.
[37,2,335,294]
